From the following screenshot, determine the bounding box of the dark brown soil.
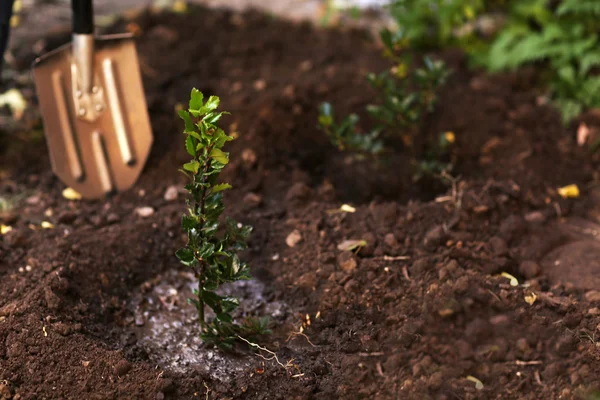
[2,5,600,400]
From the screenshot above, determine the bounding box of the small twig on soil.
[203,382,211,400]
[358,352,385,357]
[287,331,316,347]
[487,289,503,304]
[236,335,291,370]
[402,265,412,281]
[371,255,410,261]
[534,371,545,387]
[515,360,542,366]
[376,362,385,377]
[439,171,464,211]
[552,202,562,218]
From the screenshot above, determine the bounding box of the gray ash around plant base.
[0,0,15,82]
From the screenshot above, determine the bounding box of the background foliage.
[387,0,600,123]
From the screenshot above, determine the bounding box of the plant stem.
[194,147,213,330]
[197,274,205,329]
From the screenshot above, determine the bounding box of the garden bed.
[2,5,600,399]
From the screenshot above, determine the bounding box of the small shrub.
[176,89,270,349]
[318,29,452,178]
[386,0,487,49]
[481,0,600,123]
[385,0,600,123]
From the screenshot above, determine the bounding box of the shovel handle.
[72,0,94,34]
[0,0,14,82]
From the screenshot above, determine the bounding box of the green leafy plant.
[384,0,600,122]
[481,0,600,122]
[176,89,270,349]
[318,26,452,178]
[386,0,487,49]
[318,56,449,151]
[413,131,456,181]
[318,103,383,154]
[365,55,450,147]
[318,33,450,161]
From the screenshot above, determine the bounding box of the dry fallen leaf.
[557,184,580,199]
[337,239,367,252]
[340,204,356,213]
[0,224,12,235]
[524,292,537,305]
[438,308,455,317]
[172,0,188,13]
[41,221,54,229]
[286,229,302,248]
[62,187,82,200]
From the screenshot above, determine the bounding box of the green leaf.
[189,88,204,112]
[197,242,215,259]
[205,96,220,112]
[185,135,196,156]
[179,110,196,133]
[216,313,233,323]
[212,183,232,193]
[380,28,394,52]
[176,248,195,265]
[202,290,222,310]
[231,254,241,275]
[183,160,200,174]
[204,111,229,125]
[337,239,367,251]
[210,148,229,165]
[182,215,198,231]
[221,297,240,313]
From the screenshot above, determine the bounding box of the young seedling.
[176,89,270,349]
[318,103,383,154]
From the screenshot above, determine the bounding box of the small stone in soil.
[107,213,120,224]
[585,290,600,302]
[384,233,398,248]
[243,192,262,208]
[57,211,77,224]
[338,252,357,272]
[135,207,155,218]
[286,229,302,248]
[114,359,132,376]
[488,236,508,256]
[164,186,178,201]
[519,261,541,279]
[525,211,546,223]
[135,312,145,326]
[241,148,257,167]
[44,288,61,310]
[423,225,445,249]
[295,272,317,289]
[285,182,312,204]
[53,322,71,336]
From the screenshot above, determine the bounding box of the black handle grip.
[0,0,15,83]
[0,0,14,26]
[72,0,94,34]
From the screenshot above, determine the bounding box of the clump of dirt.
[1,4,600,400]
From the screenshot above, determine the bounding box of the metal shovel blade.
[33,33,153,199]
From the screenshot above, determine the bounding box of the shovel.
[33,0,153,199]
